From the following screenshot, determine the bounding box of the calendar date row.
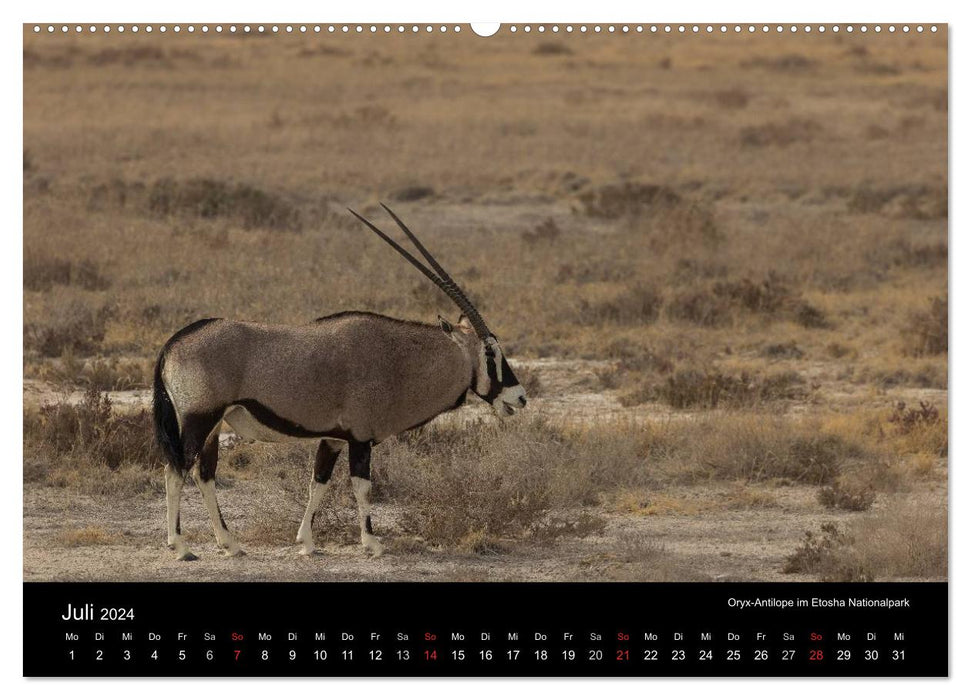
[66,645,909,665]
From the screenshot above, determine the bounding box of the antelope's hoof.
[299,545,318,556]
[223,546,246,558]
[177,551,199,562]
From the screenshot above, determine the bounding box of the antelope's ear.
[438,315,454,334]
[457,314,473,330]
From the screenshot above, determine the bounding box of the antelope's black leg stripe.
[314,440,342,484]
[348,441,376,541]
[348,441,372,480]
[180,410,224,474]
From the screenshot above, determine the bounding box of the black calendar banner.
[24,582,947,677]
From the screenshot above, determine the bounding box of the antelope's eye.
[484,347,495,358]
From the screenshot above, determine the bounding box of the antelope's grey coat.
[157,312,477,453]
[153,311,490,560]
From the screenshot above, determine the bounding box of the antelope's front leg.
[296,439,342,555]
[349,440,384,556]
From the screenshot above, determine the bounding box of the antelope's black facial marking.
[482,355,518,400]
[472,335,527,415]
[499,355,519,388]
[483,355,502,402]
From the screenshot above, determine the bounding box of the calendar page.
[22,22,947,677]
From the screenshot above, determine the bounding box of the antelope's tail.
[153,351,185,473]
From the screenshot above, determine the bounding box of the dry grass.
[215,419,629,551]
[24,254,111,292]
[23,388,161,495]
[24,387,157,467]
[610,484,776,516]
[520,217,562,246]
[24,295,114,358]
[600,533,707,582]
[817,479,876,512]
[374,411,912,546]
[668,415,865,484]
[27,352,150,390]
[22,403,900,552]
[219,442,360,546]
[784,503,947,581]
[380,418,646,547]
[22,390,931,542]
[575,285,664,326]
[56,526,121,547]
[22,30,945,395]
[146,178,302,231]
[820,402,948,460]
[651,368,807,409]
[901,296,947,356]
[847,184,947,220]
[889,401,948,454]
[740,118,822,148]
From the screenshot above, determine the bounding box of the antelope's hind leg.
[192,432,245,557]
[296,439,342,556]
[165,464,197,561]
[349,440,384,556]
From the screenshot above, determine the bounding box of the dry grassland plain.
[23,28,947,582]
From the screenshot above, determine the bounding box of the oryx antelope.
[153,205,527,560]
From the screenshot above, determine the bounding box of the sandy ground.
[22,477,946,583]
[20,481,905,583]
[23,358,946,582]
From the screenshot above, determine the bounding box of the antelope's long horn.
[348,209,490,336]
[379,203,491,339]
